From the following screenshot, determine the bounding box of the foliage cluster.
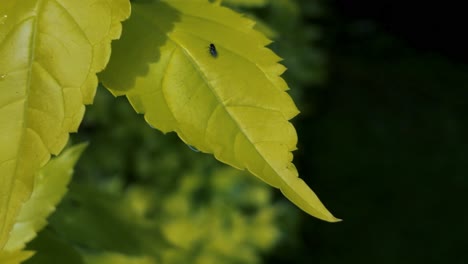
[0,0,333,263]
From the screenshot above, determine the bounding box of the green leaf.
[100,0,339,221]
[24,229,84,264]
[222,0,269,8]
[0,0,130,249]
[48,184,169,257]
[83,252,156,264]
[0,250,34,264]
[4,144,87,253]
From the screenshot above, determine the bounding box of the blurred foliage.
[25,229,84,264]
[26,87,299,264]
[224,0,327,113]
[22,0,468,263]
[264,0,326,91]
[25,1,325,263]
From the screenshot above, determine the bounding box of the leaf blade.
[100,0,339,222]
[4,144,87,253]
[0,250,34,264]
[0,0,130,249]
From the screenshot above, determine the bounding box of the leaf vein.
[0,97,26,111]
[169,37,284,184]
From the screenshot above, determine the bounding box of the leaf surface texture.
[0,0,130,249]
[4,144,86,254]
[100,0,338,221]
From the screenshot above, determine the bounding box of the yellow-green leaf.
[22,229,84,264]
[100,0,339,222]
[0,0,130,249]
[0,250,34,264]
[223,0,269,8]
[4,144,87,254]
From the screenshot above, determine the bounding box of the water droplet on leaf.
[187,145,200,152]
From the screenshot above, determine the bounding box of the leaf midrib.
[165,35,286,188]
[0,0,42,250]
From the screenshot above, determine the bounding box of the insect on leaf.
[100,0,339,222]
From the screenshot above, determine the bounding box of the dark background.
[268,0,468,263]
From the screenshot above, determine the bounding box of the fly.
[209,43,218,58]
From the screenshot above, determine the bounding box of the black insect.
[209,43,218,58]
